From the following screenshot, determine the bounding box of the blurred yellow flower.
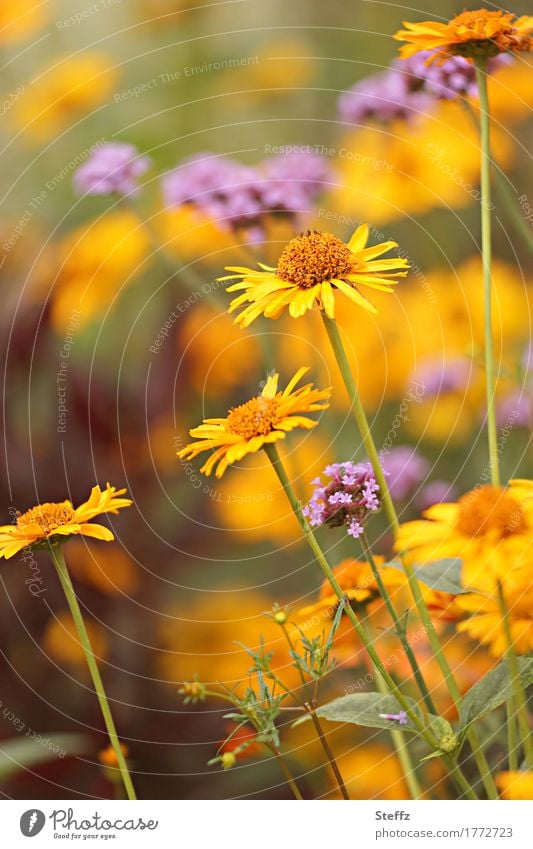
[327,744,410,799]
[496,770,533,800]
[177,367,330,478]
[212,432,331,545]
[329,100,512,224]
[395,483,533,592]
[0,485,132,559]
[51,211,150,330]
[456,582,533,657]
[13,54,118,140]
[65,539,139,596]
[223,226,408,325]
[157,591,299,691]
[394,10,533,62]
[0,2,47,44]
[98,742,130,768]
[44,611,108,667]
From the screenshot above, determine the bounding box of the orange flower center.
[452,9,513,32]
[277,231,354,288]
[227,396,280,439]
[456,486,526,538]
[17,502,75,534]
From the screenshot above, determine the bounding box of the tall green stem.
[263,443,481,800]
[497,584,533,769]
[360,533,436,714]
[280,623,350,799]
[320,312,497,798]
[474,58,500,487]
[48,546,137,801]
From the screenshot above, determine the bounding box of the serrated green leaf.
[459,657,533,732]
[0,733,90,781]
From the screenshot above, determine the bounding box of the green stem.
[497,584,533,769]
[507,700,519,772]
[360,533,437,714]
[462,101,533,256]
[320,313,496,798]
[364,616,424,800]
[280,623,350,799]
[269,745,304,800]
[48,546,137,801]
[474,58,500,487]
[264,444,446,797]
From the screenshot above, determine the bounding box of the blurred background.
[0,0,531,799]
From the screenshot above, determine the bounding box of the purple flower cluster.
[339,51,511,125]
[73,142,151,196]
[303,461,380,539]
[161,150,333,243]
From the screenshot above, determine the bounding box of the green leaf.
[0,733,90,781]
[315,692,424,732]
[388,558,464,594]
[459,657,533,732]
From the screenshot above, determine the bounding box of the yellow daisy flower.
[177,367,330,478]
[456,582,533,657]
[0,484,132,560]
[496,771,533,800]
[394,482,533,592]
[394,9,533,62]
[221,226,409,327]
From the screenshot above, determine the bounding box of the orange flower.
[0,484,132,559]
[394,9,533,63]
[98,743,130,768]
[496,770,533,800]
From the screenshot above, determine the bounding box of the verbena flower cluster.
[161,150,333,242]
[73,142,151,196]
[339,50,511,125]
[303,461,381,539]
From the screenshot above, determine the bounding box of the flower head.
[381,447,429,500]
[296,556,405,622]
[0,485,132,560]
[456,581,533,657]
[98,743,130,768]
[177,367,330,478]
[73,142,151,196]
[394,10,533,63]
[303,461,381,538]
[496,771,533,800]
[161,150,332,243]
[379,711,408,726]
[222,225,409,326]
[395,482,533,591]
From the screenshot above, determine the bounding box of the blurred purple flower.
[339,51,511,125]
[380,446,429,500]
[496,391,531,428]
[303,461,380,540]
[417,480,458,510]
[161,150,332,241]
[412,357,471,398]
[73,142,151,196]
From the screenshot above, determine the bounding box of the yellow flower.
[98,743,129,768]
[43,611,108,668]
[222,226,409,326]
[0,485,132,559]
[177,367,330,478]
[394,9,533,62]
[50,211,150,330]
[496,771,533,800]
[456,582,533,657]
[65,539,139,596]
[12,54,118,141]
[395,483,533,592]
[296,557,405,623]
[0,1,47,44]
